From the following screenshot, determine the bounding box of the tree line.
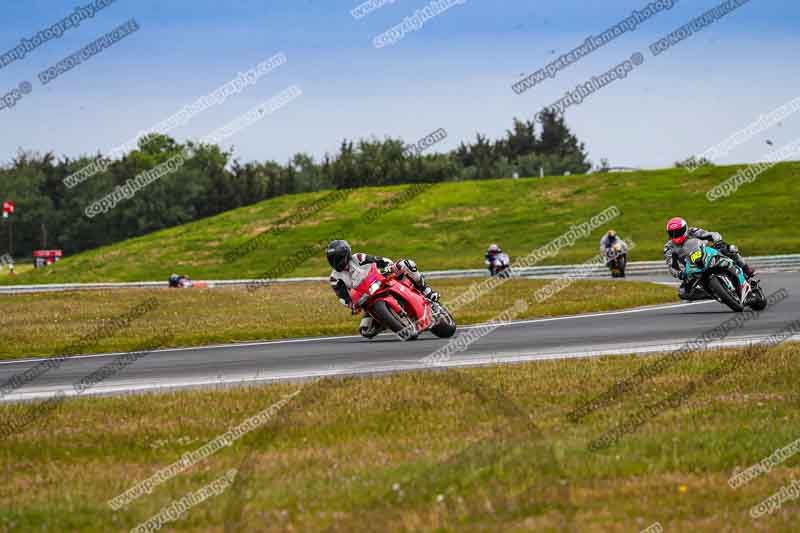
[0,110,591,258]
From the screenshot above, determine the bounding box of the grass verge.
[0,278,675,360]
[1,342,798,531]
[3,161,799,284]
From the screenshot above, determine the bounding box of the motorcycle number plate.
[690,250,702,263]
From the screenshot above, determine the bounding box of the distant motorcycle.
[168,274,195,288]
[488,252,511,278]
[682,239,766,312]
[350,263,456,341]
[605,243,627,278]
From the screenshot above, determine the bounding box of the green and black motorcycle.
[682,239,766,313]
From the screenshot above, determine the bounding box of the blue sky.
[1,0,798,170]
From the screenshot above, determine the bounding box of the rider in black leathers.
[326,240,439,338]
[663,217,755,300]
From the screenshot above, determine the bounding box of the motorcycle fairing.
[350,263,434,333]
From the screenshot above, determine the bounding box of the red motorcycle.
[350,264,457,341]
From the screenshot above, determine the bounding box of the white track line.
[0,301,712,366]
[463,300,711,329]
[6,333,799,402]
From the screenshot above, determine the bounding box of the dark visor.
[328,251,349,270]
[668,226,687,238]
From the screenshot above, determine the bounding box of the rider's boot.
[735,255,756,279]
[411,273,439,302]
[414,273,440,302]
[726,244,756,279]
[397,259,440,302]
[421,285,440,302]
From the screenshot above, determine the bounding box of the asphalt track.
[1,273,798,403]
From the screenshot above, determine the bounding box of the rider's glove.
[678,270,687,281]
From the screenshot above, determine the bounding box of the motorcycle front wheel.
[708,274,744,312]
[371,300,418,340]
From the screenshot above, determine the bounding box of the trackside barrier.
[1,255,798,294]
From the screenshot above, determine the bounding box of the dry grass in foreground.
[1,342,798,531]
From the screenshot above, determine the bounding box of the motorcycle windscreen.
[350,264,383,306]
[682,239,708,272]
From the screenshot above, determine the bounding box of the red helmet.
[488,244,500,255]
[666,217,688,245]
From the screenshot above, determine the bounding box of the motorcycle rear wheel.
[708,275,744,312]
[748,283,767,311]
[372,300,418,340]
[430,303,457,338]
